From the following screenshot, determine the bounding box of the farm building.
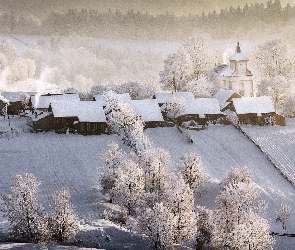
[154,91,195,107]
[29,93,80,111]
[214,89,242,111]
[231,96,285,126]
[176,98,224,125]
[212,42,254,97]
[1,92,36,115]
[50,101,107,134]
[129,99,166,128]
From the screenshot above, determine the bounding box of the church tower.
[214,42,254,97]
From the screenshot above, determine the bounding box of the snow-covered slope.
[1,118,295,249]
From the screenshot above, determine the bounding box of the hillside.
[0,117,295,249]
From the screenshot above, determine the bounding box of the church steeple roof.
[229,42,249,61]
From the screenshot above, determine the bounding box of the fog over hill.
[1,0,292,17]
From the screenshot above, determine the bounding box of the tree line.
[1,0,295,40]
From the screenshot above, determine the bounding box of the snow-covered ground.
[1,117,295,249]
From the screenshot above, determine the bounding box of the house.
[176,98,224,125]
[50,101,107,134]
[154,91,195,107]
[214,89,242,111]
[1,92,36,115]
[29,93,80,112]
[0,95,9,115]
[231,96,285,126]
[213,42,254,97]
[129,99,166,128]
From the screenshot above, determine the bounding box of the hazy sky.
[1,0,294,17]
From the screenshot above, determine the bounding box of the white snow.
[154,91,195,104]
[232,96,275,115]
[229,52,249,61]
[1,91,36,102]
[179,98,221,118]
[0,95,9,104]
[51,101,106,123]
[129,99,164,122]
[214,89,240,110]
[31,94,80,109]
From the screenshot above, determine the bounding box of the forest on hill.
[0,0,294,40]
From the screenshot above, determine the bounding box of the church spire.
[236,42,241,53]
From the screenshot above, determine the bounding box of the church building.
[213,42,254,97]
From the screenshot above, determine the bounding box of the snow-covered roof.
[51,101,106,122]
[229,53,249,61]
[1,92,37,102]
[0,95,9,104]
[214,89,241,110]
[129,99,164,122]
[232,96,275,115]
[179,98,222,118]
[94,93,131,106]
[31,94,80,109]
[155,92,195,104]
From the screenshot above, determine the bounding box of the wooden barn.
[129,99,166,128]
[214,89,242,111]
[2,92,36,115]
[28,111,54,132]
[29,93,80,112]
[51,101,107,135]
[231,96,285,126]
[176,98,224,125]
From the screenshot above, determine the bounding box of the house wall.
[76,122,107,135]
[275,114,286,126]
[32,114,54,132]
[7,101,24,115]
[53,116,79,134]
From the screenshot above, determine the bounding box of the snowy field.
[1,117,295,249]
[241,119,295,191]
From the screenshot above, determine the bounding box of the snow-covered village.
[2,0,295,249]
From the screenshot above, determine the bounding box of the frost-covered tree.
[212,167,274,250]
[180,153,205,194]
[162,174,196,244]
[164,95,186,119]
[134,147,170,195]
[49,188,79,243]
[2,40,16,66]
[112,158,145,215]
[276,203,291,230]
[186,77,219,98]
[253,38,295,81]
[257,76,290,113]
[19,93,30,109]
[1,173,49,243]
[104,91,151,153]
[100,142,126,201]
[160,36,219,92]
[138,202,176,250]
[195,206,213,250]
[8,58,36,84]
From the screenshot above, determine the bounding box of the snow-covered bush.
[224,109,240,127]
[100,209,113,221]
[1,173,49,243]
[276,204,291,230]
[49,188,79,243]
[180,153,206,194]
